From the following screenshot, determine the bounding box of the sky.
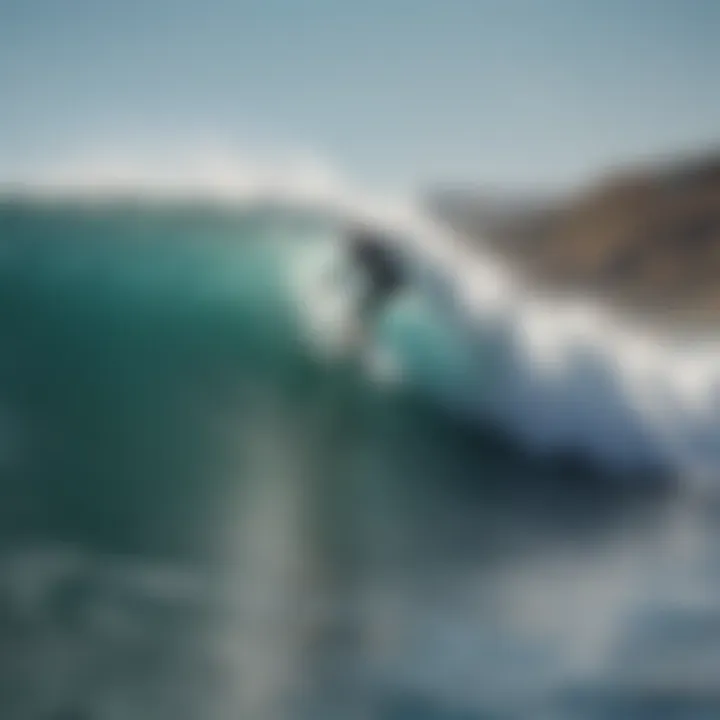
[1,0,720,191]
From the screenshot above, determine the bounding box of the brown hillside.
[495,151,720,325]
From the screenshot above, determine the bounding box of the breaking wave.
[8,147,720,477]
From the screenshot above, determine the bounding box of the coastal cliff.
[427,151,720,326]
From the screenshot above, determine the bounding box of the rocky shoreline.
[427,150,720,330]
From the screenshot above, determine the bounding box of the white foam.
[282,175,720,475]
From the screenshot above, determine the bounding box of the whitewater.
[5,147,720,478]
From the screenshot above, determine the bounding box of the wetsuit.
[348,228,405,321]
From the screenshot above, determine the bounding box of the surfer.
[346,224,406,325]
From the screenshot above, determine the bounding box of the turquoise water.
[0,201,719,719]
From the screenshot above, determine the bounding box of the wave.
[7,148,720,477]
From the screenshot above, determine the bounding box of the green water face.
[0,203,320,559]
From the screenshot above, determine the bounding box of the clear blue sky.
[2,0,719,189]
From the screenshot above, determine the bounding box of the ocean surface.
[1,196,720,720]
